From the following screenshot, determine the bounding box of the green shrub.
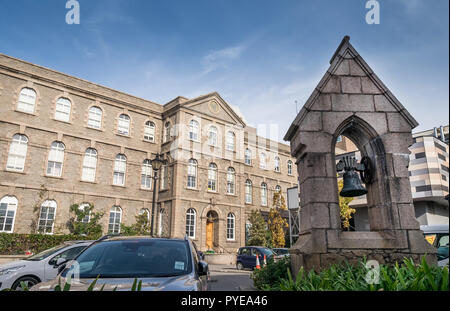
[0,233,96,255]
[251,257,291,290]
[257,257,449,291]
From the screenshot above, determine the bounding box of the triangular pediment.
[284,36,419,141]
[182,92,246,127]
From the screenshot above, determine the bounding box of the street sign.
[287,186,299,210]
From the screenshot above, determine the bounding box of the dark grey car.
[31,236,209,291]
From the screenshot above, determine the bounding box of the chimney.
[434,127,438,139]
[440,125,446,142]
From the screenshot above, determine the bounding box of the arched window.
[208,126,218,146]
[55,97,71,122]
[208,163,217,192]
[6,134,28,172]
[275,185,281,193]
[88,106,103,129]
[78,203,92,223]
[113,154,127,186]
[47,141,65,177]
[287,160,293,175]
[0,196,18,233]
[139,208,150,225]
[108,206,122,234]
[38,200,57,234]
[17,87,36,113]
[245,180,253,204]
[226,131,235,151]
[144,121,156,142]
[189,120,200,141]
[81,148,97,182]
[274,156,281,172]
[118,114,131,136]
[227,167,236,195]
[245,148,252,165]
[187,159,197,189]
[260,153,267,169]
[261,183,267,206]
[164,122,171,142]
[160,163,169,190]
[141,159,153,189]
[227,213,235,240]
[186,208,196,238]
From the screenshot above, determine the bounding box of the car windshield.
[25,244,69,261]
[259,248,275,256]
[62,239,192,279]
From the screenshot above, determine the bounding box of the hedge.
[0,233,96,255]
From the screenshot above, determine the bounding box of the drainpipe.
[440,125,446,142]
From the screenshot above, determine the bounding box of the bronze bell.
[340,170,367,197]
[336,156,369,198]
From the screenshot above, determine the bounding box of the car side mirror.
[54,257,68,268]
[198,261,209,276]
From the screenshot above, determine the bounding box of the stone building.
[0,53,298,252]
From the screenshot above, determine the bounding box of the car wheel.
[12,276,39,291]
[236,262,244,270]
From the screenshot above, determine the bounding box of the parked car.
[31,236,209,291]
[236,246,275,270]
[421,225,449,267]
[272,248,290,257]
[0,240,92,291]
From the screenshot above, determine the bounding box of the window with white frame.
[208,163,217,192]
[17,88,36,113]
[78,203,91,223]
[227,167,235,195]
[139,208,150,226]
[187,159,197,189]
[81,148,97,182]
[117,114,131,136]
[6,134,28,172]
[88,106,103,129]
[160,163,168,190]
[164,122,171,142]
[245,148,252,165]
[54,97,71,122]
[261,183,267,206]
[275,185,281,194]
[38,200,57,234]
[226,131,235,151]
[47,141,65,177]
[208,126,218,146]
[186,208,196,238]
[189,120,199,141]
[158,207,164,236]
[0,196,18,233]
[260,153,267,169]
[144,121,155,142]
[274,156,281,172]
[245,180,253,204]
[337,135,343,143]
[287,160,293,175]
[141,159,153,190]
[227,213,235,240]
[108,206,122,234]
[113,154,127,186]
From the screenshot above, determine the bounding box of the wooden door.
[206,222,214,249]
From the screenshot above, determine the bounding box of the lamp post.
[150,153,166,236]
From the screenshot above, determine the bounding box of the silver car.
[0,241,92,290]
[421,224,449,267]
[31,236,209,291]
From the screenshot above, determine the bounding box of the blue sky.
[0,0,448,141]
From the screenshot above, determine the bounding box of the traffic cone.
[263,254,267,266]
[255,255,261,270]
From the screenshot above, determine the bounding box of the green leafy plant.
[66,203,104,238]
[121,212,151,236]
[247,209,269,247]
[251,257,291,290]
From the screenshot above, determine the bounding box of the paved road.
[208,267,255,291]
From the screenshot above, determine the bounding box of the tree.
[121,212,151,236]
[338,177,355,230]
[66,203,104,238]
[247,210,268,247]
[268,191,289,248]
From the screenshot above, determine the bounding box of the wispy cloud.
[201,45,246,75]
